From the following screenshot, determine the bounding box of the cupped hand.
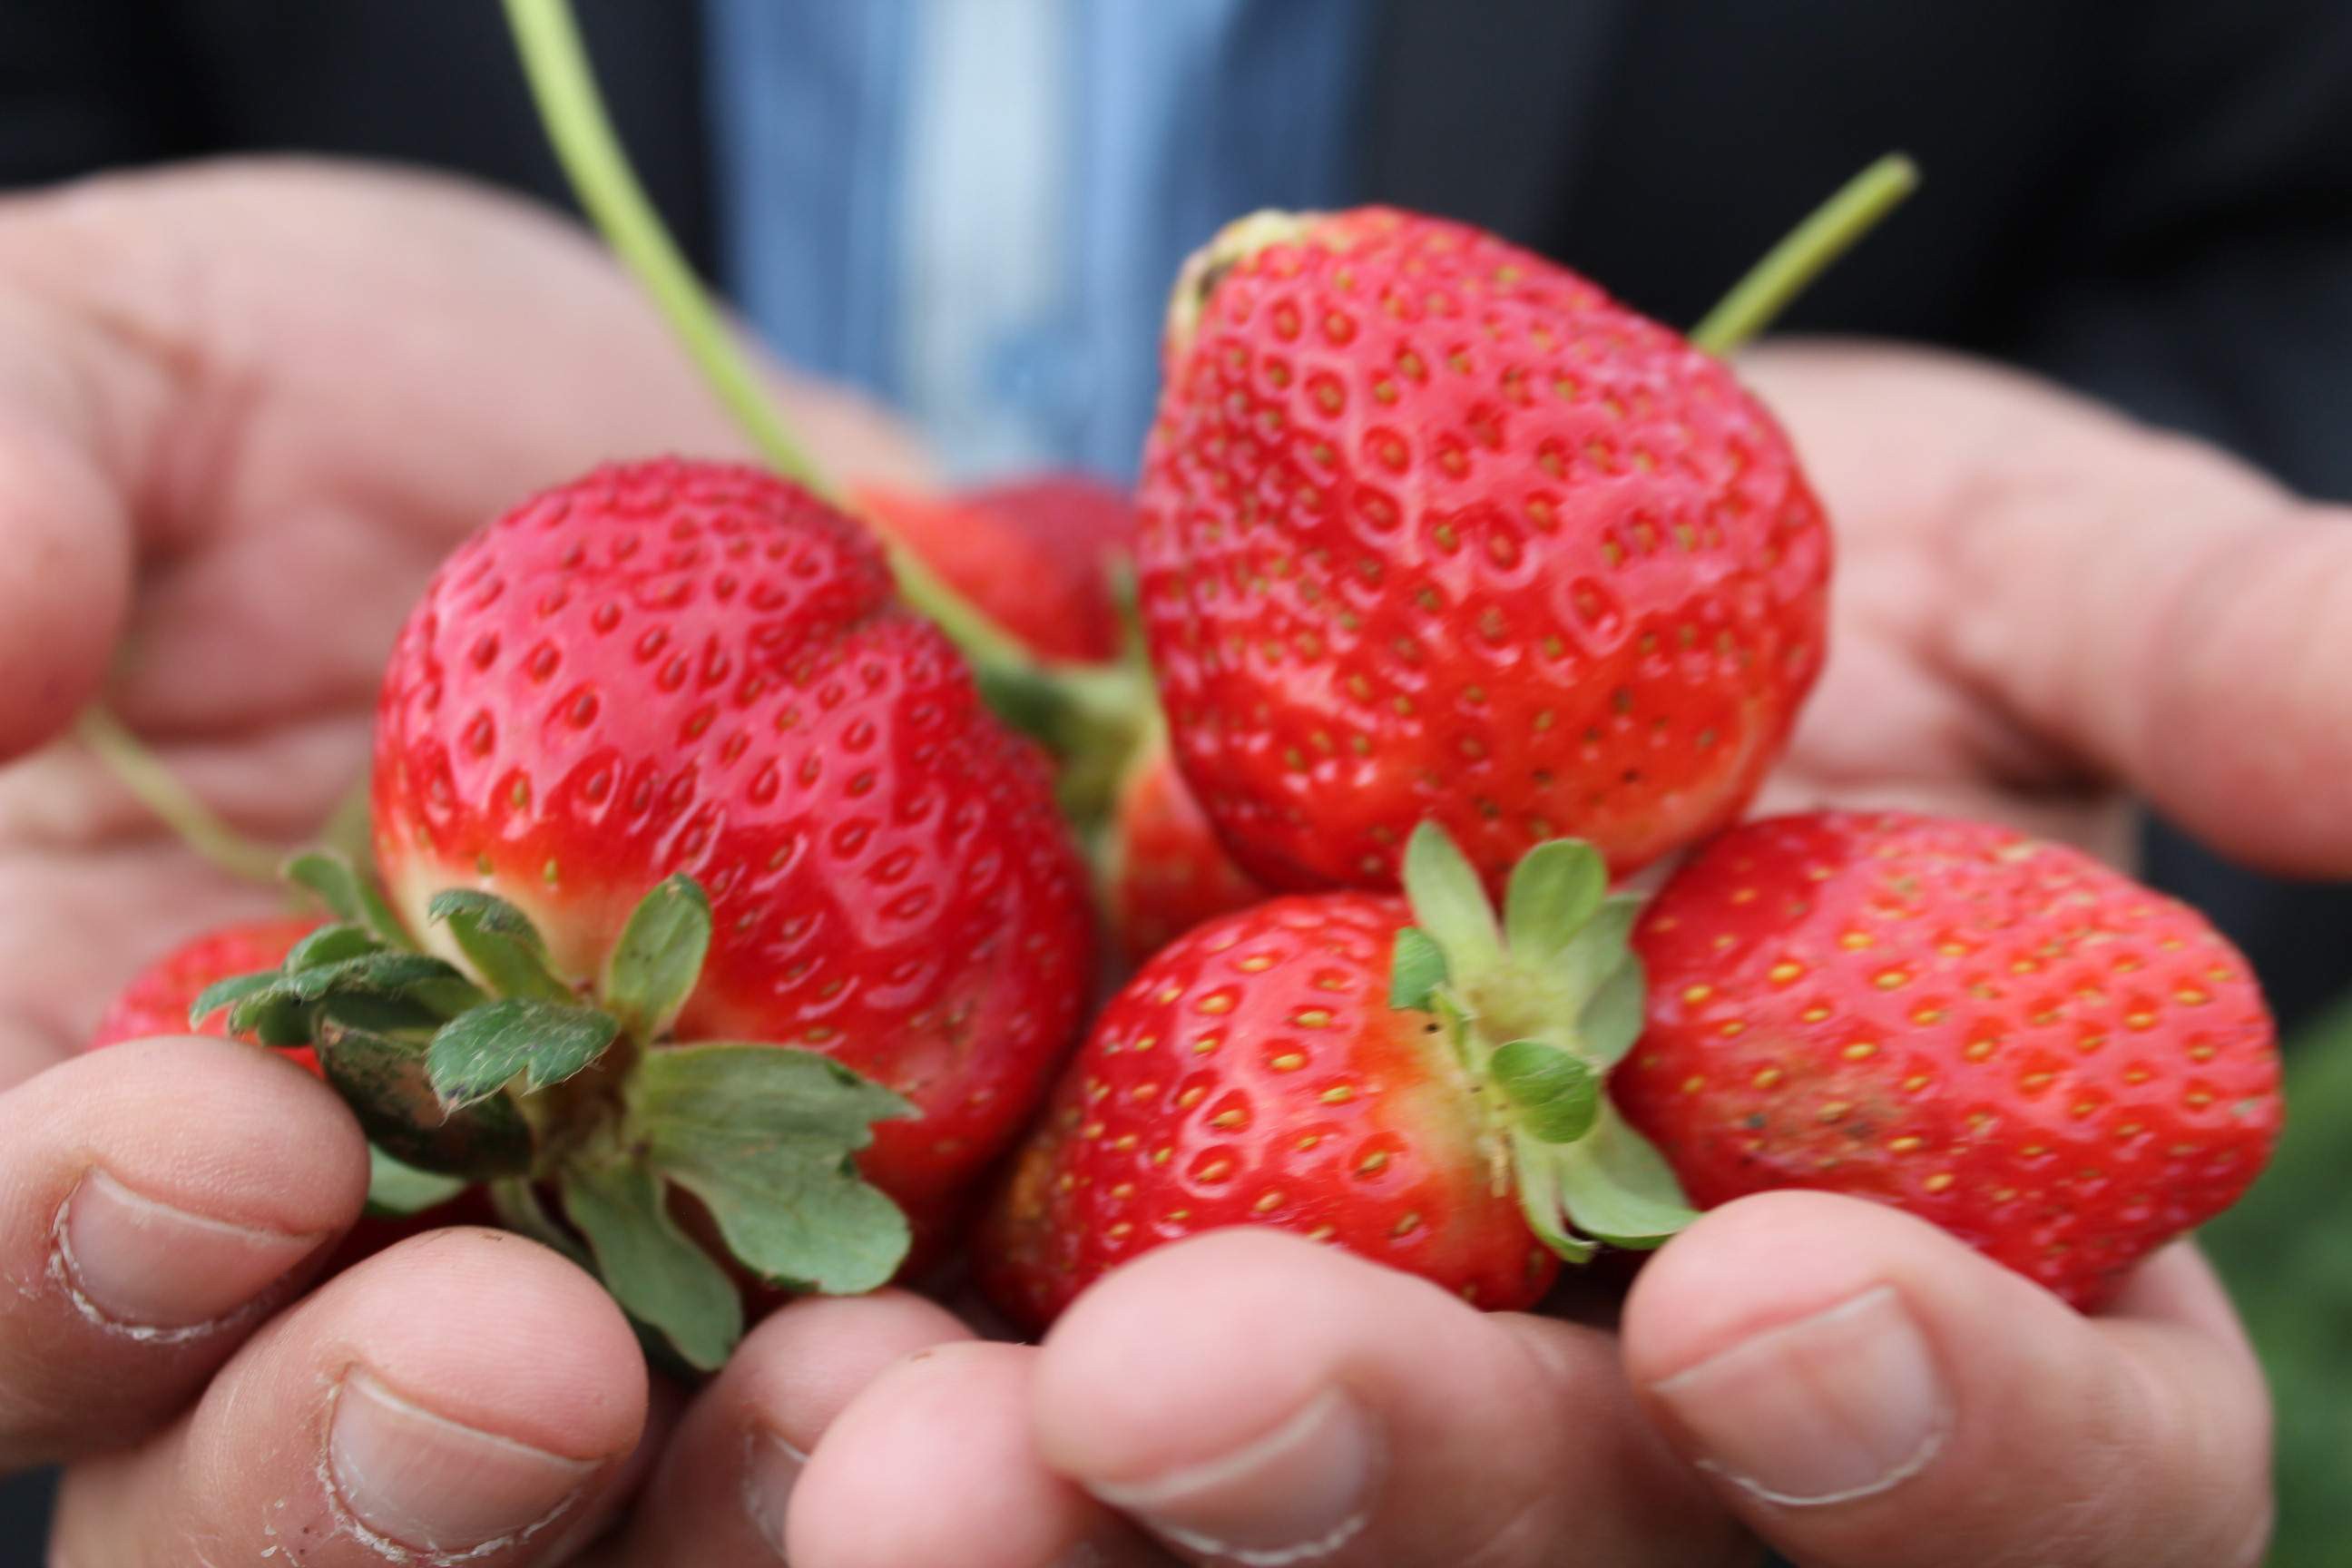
[0,160,937,1564]
[769,345,2337,1568]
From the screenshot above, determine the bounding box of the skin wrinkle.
[2141,517,2352,856]
[0,180,222,528]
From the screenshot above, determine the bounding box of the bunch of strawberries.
[92,202,2282,1368]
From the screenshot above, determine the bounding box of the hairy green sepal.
[1396,821,1697,1262]
[194,862,915,1368]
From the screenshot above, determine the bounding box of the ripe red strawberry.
[852,482,1123,665]
[90,916,327,1064]
[963,473,1140,583]
[979,824,1690,1330]
[1137,208,1830,893]
[373,459,1096,1219]
[1612,811,2282,1310]
[1103,733,1265,965]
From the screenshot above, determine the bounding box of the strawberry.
[964,472,1139,571]
[978,823,1691,1330]
[1136,208,1830,893]
[852,481,1124,665]
[204,458,1095,1368]
[1612,811,2283,1310]
[1102,732,1265,965]
[91,915,326,1060]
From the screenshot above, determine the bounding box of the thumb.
[1621,1192,2272,1568]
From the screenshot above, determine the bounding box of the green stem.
[74,706,284,884]
[498,0,1056,699]
[501,0,825,492]
[1690,152,1919,357]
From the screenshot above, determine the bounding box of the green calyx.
[1393,822,1695,1264]
[191,851,914,1370]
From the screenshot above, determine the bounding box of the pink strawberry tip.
[187,848,915,1373]
[1394,821,1697,1264]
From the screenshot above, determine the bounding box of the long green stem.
[501,0,825,491]
[1690,153,1919,357]
[499,0,1051,693]
[75,706,284,884]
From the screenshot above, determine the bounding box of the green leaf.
[429,889,573,1004]
[189,970,286,1029]
[1400,821,1501,978]
[426,999,620,1110]
[1554,1103,1698,1249]
[222,952,471,1039]
[1489,1039,1600,1143]
[1387,926,1448,1012]
[1578,956,1648,1069]
[1502,838,1607,965]
[366,1145,469,1217]
[314,1006,534,1179]
[427,887,545,945]
[562,1160,743,1371]
[1556,894,1643,1001]
[601,876,712,1044]
[488,1176,590,1268]
[632,1044,914,1294]
[283,924,385,972]
[286,850,408,947]
[319,777,376,867]
[1512,1135,1596,1265]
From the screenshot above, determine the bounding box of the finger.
[0,282,132,759]
[0,848,289,1092]
[0,1036,368,1467]
[52,1227,650,1565]
[1621,1191,2272,1568]
[790,1340,1163,1568]
[596,1290,975,1565]
[1748,343,2352,875]
[1028,1229,1748,1568]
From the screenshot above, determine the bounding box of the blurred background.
[2,1,2347,1562]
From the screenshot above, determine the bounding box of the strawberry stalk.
[1690,152,1920,356]
[499,0,1152,792]
[73,706,286,885]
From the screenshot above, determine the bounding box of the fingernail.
[328,1370,599,1553]
[1084,1389,1381,1565]
[1651,1285,1950,1506]
[742,1429,807,1559]
[55,1169,320,1334]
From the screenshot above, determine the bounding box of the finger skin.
[0,406,129,761]
[601,1290,975,1566]
[1030,1228,1749,1568]
[791,1341,1160,1568]
[0,1037,368,1467]
[52,1228,648,1567]
[1620,1191,2273,1568]
[1748,342,2352,876]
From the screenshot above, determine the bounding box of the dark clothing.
[1,3,2348,1559]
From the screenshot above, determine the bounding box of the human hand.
[752,344,2324,1568]
[0,158,942,1563]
